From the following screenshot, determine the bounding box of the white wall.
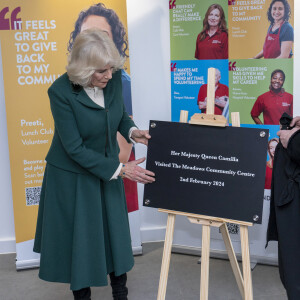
[1,0,300,253]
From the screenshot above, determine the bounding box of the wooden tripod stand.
[156,68,254,300]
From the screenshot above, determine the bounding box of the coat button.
[106,109,109,112]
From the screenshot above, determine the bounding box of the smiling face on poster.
[170,0,228,60]
[0,0,132,245]
[229,59,293,125]
[171,59,229,122]
[228,0,294,59]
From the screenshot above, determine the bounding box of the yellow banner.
[229,0,294,59]
[0,0,129,243]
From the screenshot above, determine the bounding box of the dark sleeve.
[280,22,294,42]
[118,103,136,143]
[48,86,120,181]
[286,130,300,166]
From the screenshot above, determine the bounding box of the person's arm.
[215,96,227,108]
[277,128,300,167]
[120,157,155,184]
[252,116,263,124]
[277,23,294,58]
[195,34,200,59]
[117,103,136,143]
[253,50,264,59]
[277,41,293,58]
[290,116,300,128]
[117,133,133,163]
[197,85,207,110]
[250,96,263,124]
[223,32,228,59]
[48,86,120,182]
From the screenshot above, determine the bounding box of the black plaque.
[143,121,269,224]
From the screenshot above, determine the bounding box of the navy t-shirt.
[269,22,294,43]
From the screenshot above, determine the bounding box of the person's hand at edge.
[290,116,300,129]
[277,127,300,148]
[131,130,151,146]
[120,157,155,184]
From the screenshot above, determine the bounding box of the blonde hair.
[66,28,125,87]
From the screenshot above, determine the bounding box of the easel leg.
[200,225,210,300]
[220,223,244,298]
[157,213,176,300]
[240,225,253,300]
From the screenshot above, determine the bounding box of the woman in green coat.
[33,29,155,300]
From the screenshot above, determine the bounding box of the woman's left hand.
[277,127,300,148]
[131,129,151,146]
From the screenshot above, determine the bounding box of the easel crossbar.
[158,209,253,227]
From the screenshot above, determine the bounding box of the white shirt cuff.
[110,163,123,180]
[129,127,138,144]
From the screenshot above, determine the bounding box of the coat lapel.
[103,74,116,108]
[71,84,103,110]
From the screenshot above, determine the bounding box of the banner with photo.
[169,0,294,260]
[228,0,294,59]
[0,0,141,269]
[169,0,294,191]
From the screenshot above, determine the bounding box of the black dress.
[267,130,300,299]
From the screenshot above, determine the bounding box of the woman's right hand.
[120,157,155,184]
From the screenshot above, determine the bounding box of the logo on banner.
[229,61,236,71]
[171,62,177,72]
[0,7,22,30]
[169,0,176,9]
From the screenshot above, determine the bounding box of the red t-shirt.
[251,90,293,125]
[195,30,228,60]
[264,164,272,190]
[197,83,229,115]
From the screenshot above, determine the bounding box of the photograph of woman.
[194,4,228,60]
[68,3,139,213]
[250,69,293,125]
[265,138,279,189]
[253,0,294,59]
[33,29,155,300]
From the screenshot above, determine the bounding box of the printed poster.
[0,0,139,268]
[169,0,294,193]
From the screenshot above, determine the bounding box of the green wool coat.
[33,70,135,291]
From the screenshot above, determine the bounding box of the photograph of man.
[197,69,229,116]
[250,69,293,125]
[68,3,139,213]
[265,138,279,189]
[194,4,228,60]
[253,0,294,59]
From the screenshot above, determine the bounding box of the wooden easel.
[157,68,254,300]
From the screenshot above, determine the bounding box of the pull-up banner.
[144,121,268,223]
[0,0,139,269]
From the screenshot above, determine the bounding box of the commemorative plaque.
[143,121,269,224]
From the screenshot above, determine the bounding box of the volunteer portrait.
[194,4,228,60]
[250,69,293,125]
[253,0,294,59]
